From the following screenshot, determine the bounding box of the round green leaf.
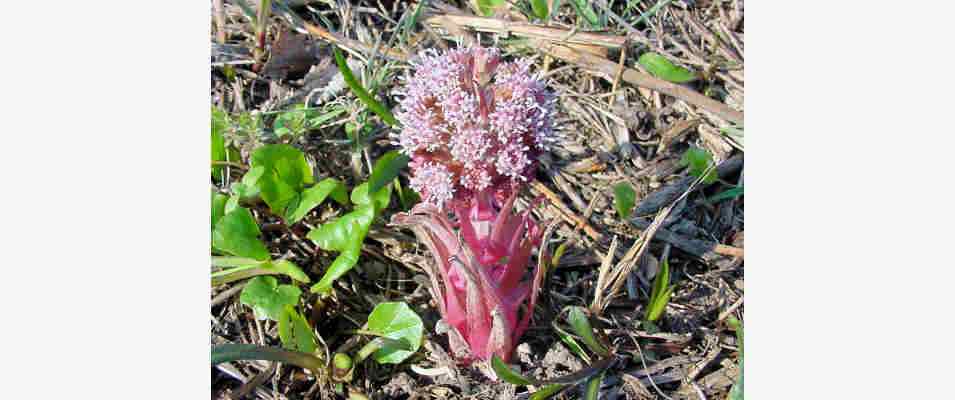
[240,276,302,321]
[212,208,270,261]
[365,302,423,364]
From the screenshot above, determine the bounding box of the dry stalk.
[536,41,743,125]
[424,14,627,49]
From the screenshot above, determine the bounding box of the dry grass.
[211,1,744,398]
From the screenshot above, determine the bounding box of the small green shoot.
[680,147,718,184]
[491,354,534,385]
[645,258,674,322]
[638,52,697,83]
[476,0,507,16]
[278,305,317,353]
[566,306,610,357]
[528,384,567,400]
[240,276,302,321]
[570,0,601,27]
[584,371,606,400]
[706,185,744,204]
[612,182,636,219]
[552,321,591,363]
[529,0,550,20]
[333,47,397,127]
[727,317,744,400]
[361,302,424,364]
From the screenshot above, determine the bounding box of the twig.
[536,42,744,124]
[530,180,602,241]
[424,14,628,49]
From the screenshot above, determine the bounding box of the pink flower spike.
[390,47,554,366]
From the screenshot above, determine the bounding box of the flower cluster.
[391,47,555,364]
[393,47,556,209]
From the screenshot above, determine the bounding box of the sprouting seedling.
[645,257,675,323]
[389,47,557,365]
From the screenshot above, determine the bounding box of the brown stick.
[424,14,628,49]
[536,42,744,124]
[530,180,602,242]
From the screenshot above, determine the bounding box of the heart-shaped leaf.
[365,302,424,364]
[213,207,270,261]
[250,144,314,216]
[638,52,697,83]
[240,276,302,321]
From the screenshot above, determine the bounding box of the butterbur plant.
[390,47,556,364]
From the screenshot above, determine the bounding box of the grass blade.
[491,354,534,386]
[333,47,397,126]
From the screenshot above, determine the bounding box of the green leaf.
[645,258,672,322]
[306,107,346,129]
[364,302,424,364]
[367,150,410,194]
[584,371,605,400]
[728,362,743,400]
[212,256,268,268]
[680,147,717,184]
[273,104,313,138]
[307,204,376,294]
[268,259,311,283]
[250,144,314,217]
[212,343,324,372]
[212,108,228,181]
[638,52,697,83]
[706,186,744,204]
[233,166,265,200]
[553,321,590,364]
[350,182,392,211]
[285,178,349,224]
[278,305,317,353]
[566,306,610,357]
[491,354,533,385]
[333,47,397,126]
[212,208,270,261]
[529,384,567,400]
[212,192,228,229]
[240,276,302,321]
[570,0,600,27]
[530,0,549,20]
[477,0,507,16]
[612,182,636,220]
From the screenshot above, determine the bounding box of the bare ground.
[211,1,744,399]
